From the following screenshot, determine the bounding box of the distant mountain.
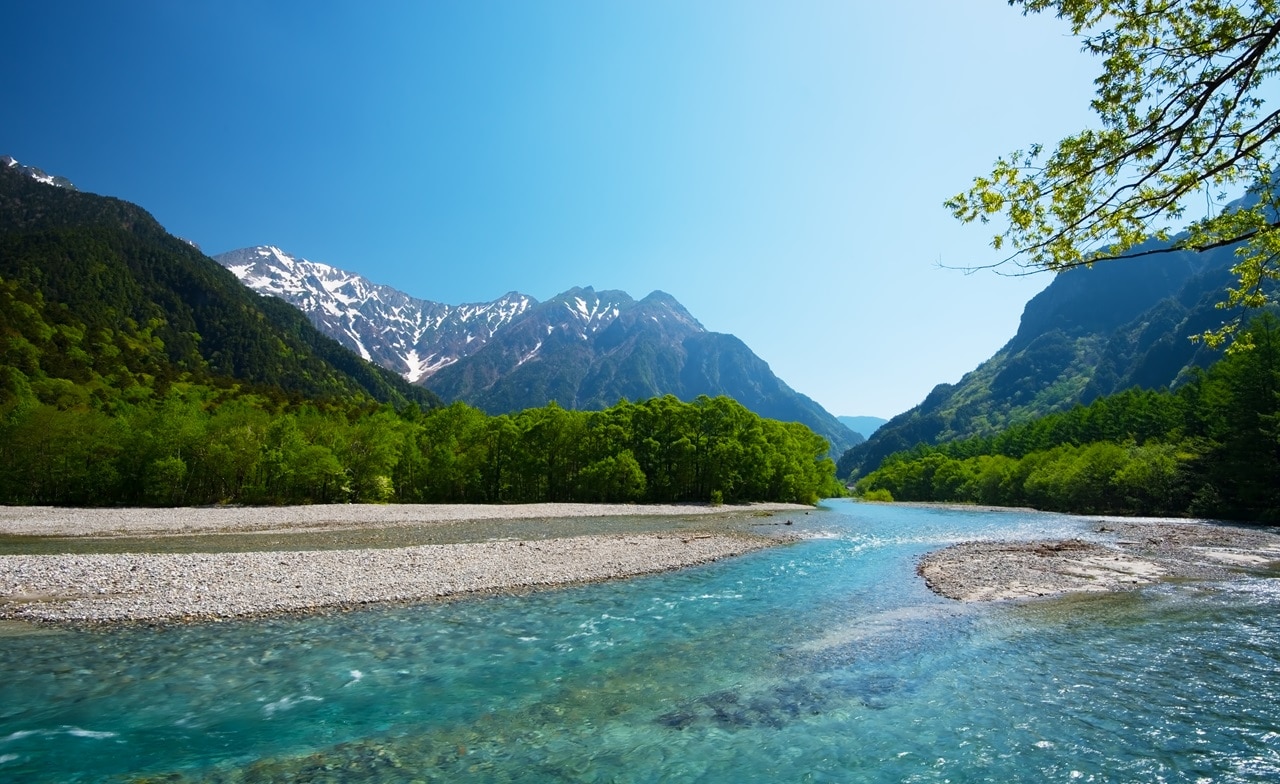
[0,159,437,408]
[422,286,690,412]
[214,246,532,382]
[215,248,857,454]
[838,228,1252,479]
[837,416,885,440]
[426,285,856,453]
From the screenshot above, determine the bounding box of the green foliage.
[578,452,648,503]
[858,315,1280,521]
[950,0,1280,341]
[0,385,839,506]
[860,488,894,503]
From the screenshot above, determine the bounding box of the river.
[2,500,1278,782]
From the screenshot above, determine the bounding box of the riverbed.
[2,500,1278,783]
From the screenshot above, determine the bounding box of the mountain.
[0,158,437,408]
[837,416,885,440]
[2,155,76,190]
[214,246,532,382]
[426,285,856,452]
[214,247,857,454]
[838,231,1251,479]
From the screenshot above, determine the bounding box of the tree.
[949,0,1280,342]
[1187,312,1280,517]
[576,451,647,502]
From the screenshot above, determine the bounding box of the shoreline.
[0,503,803,625]
[918,519,1280,602]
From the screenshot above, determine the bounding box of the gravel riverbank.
[918,519,1280,601]
[0,503,803,624]
[0,502,806,537]
[0,534,775,624]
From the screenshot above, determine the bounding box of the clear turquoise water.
[3,500,1279,782]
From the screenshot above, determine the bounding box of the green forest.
[0,384,841,507]
[856,315,1280,522]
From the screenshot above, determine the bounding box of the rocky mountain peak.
[212,246,857,454]
[213,246,534,382]
[2,155,76,190]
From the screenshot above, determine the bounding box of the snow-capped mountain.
[422,284,857,453]
[423,286,700,410]
[2,156,76,189]
[214,245,858,453]
[213,246,533,382]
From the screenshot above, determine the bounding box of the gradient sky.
[4,1,1106,418]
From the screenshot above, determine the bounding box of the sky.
[3,1,1105,419]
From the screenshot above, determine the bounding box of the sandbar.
[919,519,1280,602]
[0,503,805,624]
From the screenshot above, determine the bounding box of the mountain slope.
[423,287,641,412]
[0,159,437,408]
[838,234,1248,479]
[423,286,858,453]
[214,248,856,453]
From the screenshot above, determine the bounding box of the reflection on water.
[1,500,1278,783]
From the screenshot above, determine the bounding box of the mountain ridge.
[0,158,437,409]
[214,245,857,454]
[2,155,76,190]
[838,225,1255,479]
[215,245,533,382]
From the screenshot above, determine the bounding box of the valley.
[6,4,1280,782]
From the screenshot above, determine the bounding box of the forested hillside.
[856,315,1280,522]
[0,162,436,408]
[840,226,1257,480]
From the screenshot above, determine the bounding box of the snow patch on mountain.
[516,341,544,367]
[566,293,623,332]
[402,349,422,382]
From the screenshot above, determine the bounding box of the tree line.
[0,384,842,507]
[856,315,1280,522]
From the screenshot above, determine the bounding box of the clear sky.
[3,1,1104,419]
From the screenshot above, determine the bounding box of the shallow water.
[2,500,1278,782]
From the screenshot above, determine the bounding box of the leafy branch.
[948,0,1280,343]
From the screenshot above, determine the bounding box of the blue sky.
[4,1,1104,418]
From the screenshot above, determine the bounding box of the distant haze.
[838,416,887,440]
